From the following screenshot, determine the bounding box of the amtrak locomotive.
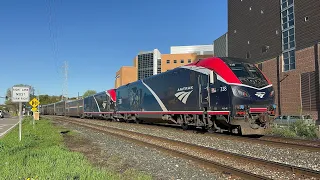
[41,57,276,135]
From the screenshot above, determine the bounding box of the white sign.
[11,86,30,102]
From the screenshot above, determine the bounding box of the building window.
[188,59,192,63]
[180,59,184,63]
[157,59,161,74]
[283,50,295,71]
[282,28,295,51]
[174,60,177,63]
[281,0,295,71]
[166,60,170,64]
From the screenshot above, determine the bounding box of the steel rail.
[48,115,320,152]
[53,116,320,180]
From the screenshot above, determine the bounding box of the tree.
[38,94,61,105]
[83,90,97,98]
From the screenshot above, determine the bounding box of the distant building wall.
[294,0,320,51]
[170,45,214,55]
[196,54,214,61]
[133,56,138,67]
[228,0,282,62]
[161,53,197,72]
[114,66,137,88]
[214,33,228,57]
[259,44,320,120]
[137,49,161,80]
[228,0,320,120]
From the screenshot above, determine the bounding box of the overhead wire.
[46,0,62,96]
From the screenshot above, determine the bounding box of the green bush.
[268,120,318,140]
[289,120,318,139]
[267,127,298,138]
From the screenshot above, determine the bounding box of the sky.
[0,0,227,104]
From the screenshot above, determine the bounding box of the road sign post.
[29,98,40,126]
[11,86,30,141]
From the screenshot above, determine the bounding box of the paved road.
[0,116,19,138]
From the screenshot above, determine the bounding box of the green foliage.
[38,94,63,105]
[83,90,97,98]
[0,117,152,180]
[268,120,318,139]
[267,127,298,138]
[288,120,318,139]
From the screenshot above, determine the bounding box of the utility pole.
[62,61,68,116]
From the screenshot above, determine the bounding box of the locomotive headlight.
[236,89,250,98]
[269,90,275,97]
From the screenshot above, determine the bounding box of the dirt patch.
[52,121,136,175]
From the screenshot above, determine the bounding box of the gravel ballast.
[72,119,320,172]
[56,120,237,180]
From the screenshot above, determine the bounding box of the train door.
[198,74,210,109]
[210,75,231,112]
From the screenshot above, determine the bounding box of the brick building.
[228,0,320,120]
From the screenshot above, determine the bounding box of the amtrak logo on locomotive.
[174,86,194,104]
[255,92,266,98]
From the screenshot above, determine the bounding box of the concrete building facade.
[228,0,320,120]
[137,49,161,80]
[114,66,137,89]
[161,53,197,72]
[214,33,228,57]
[114,57,138,88]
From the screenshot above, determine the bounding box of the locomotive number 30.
[220,86,227,92]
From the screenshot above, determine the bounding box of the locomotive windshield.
[228,63,265,80]
[228,62,269,88]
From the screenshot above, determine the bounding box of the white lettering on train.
[177,86,193,92]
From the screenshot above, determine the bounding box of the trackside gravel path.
[57,117,320,172]
[53,119,236,180]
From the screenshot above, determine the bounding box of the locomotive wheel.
[231,125,242,136]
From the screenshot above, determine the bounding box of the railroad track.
[52,116,320,180]
[46,115,320,152]
[259,135,320,148]
[207,132,320,152]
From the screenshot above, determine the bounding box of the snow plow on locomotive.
[40,57,276,135]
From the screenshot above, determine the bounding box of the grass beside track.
[0,116,152,180]
[267,120,319,140]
